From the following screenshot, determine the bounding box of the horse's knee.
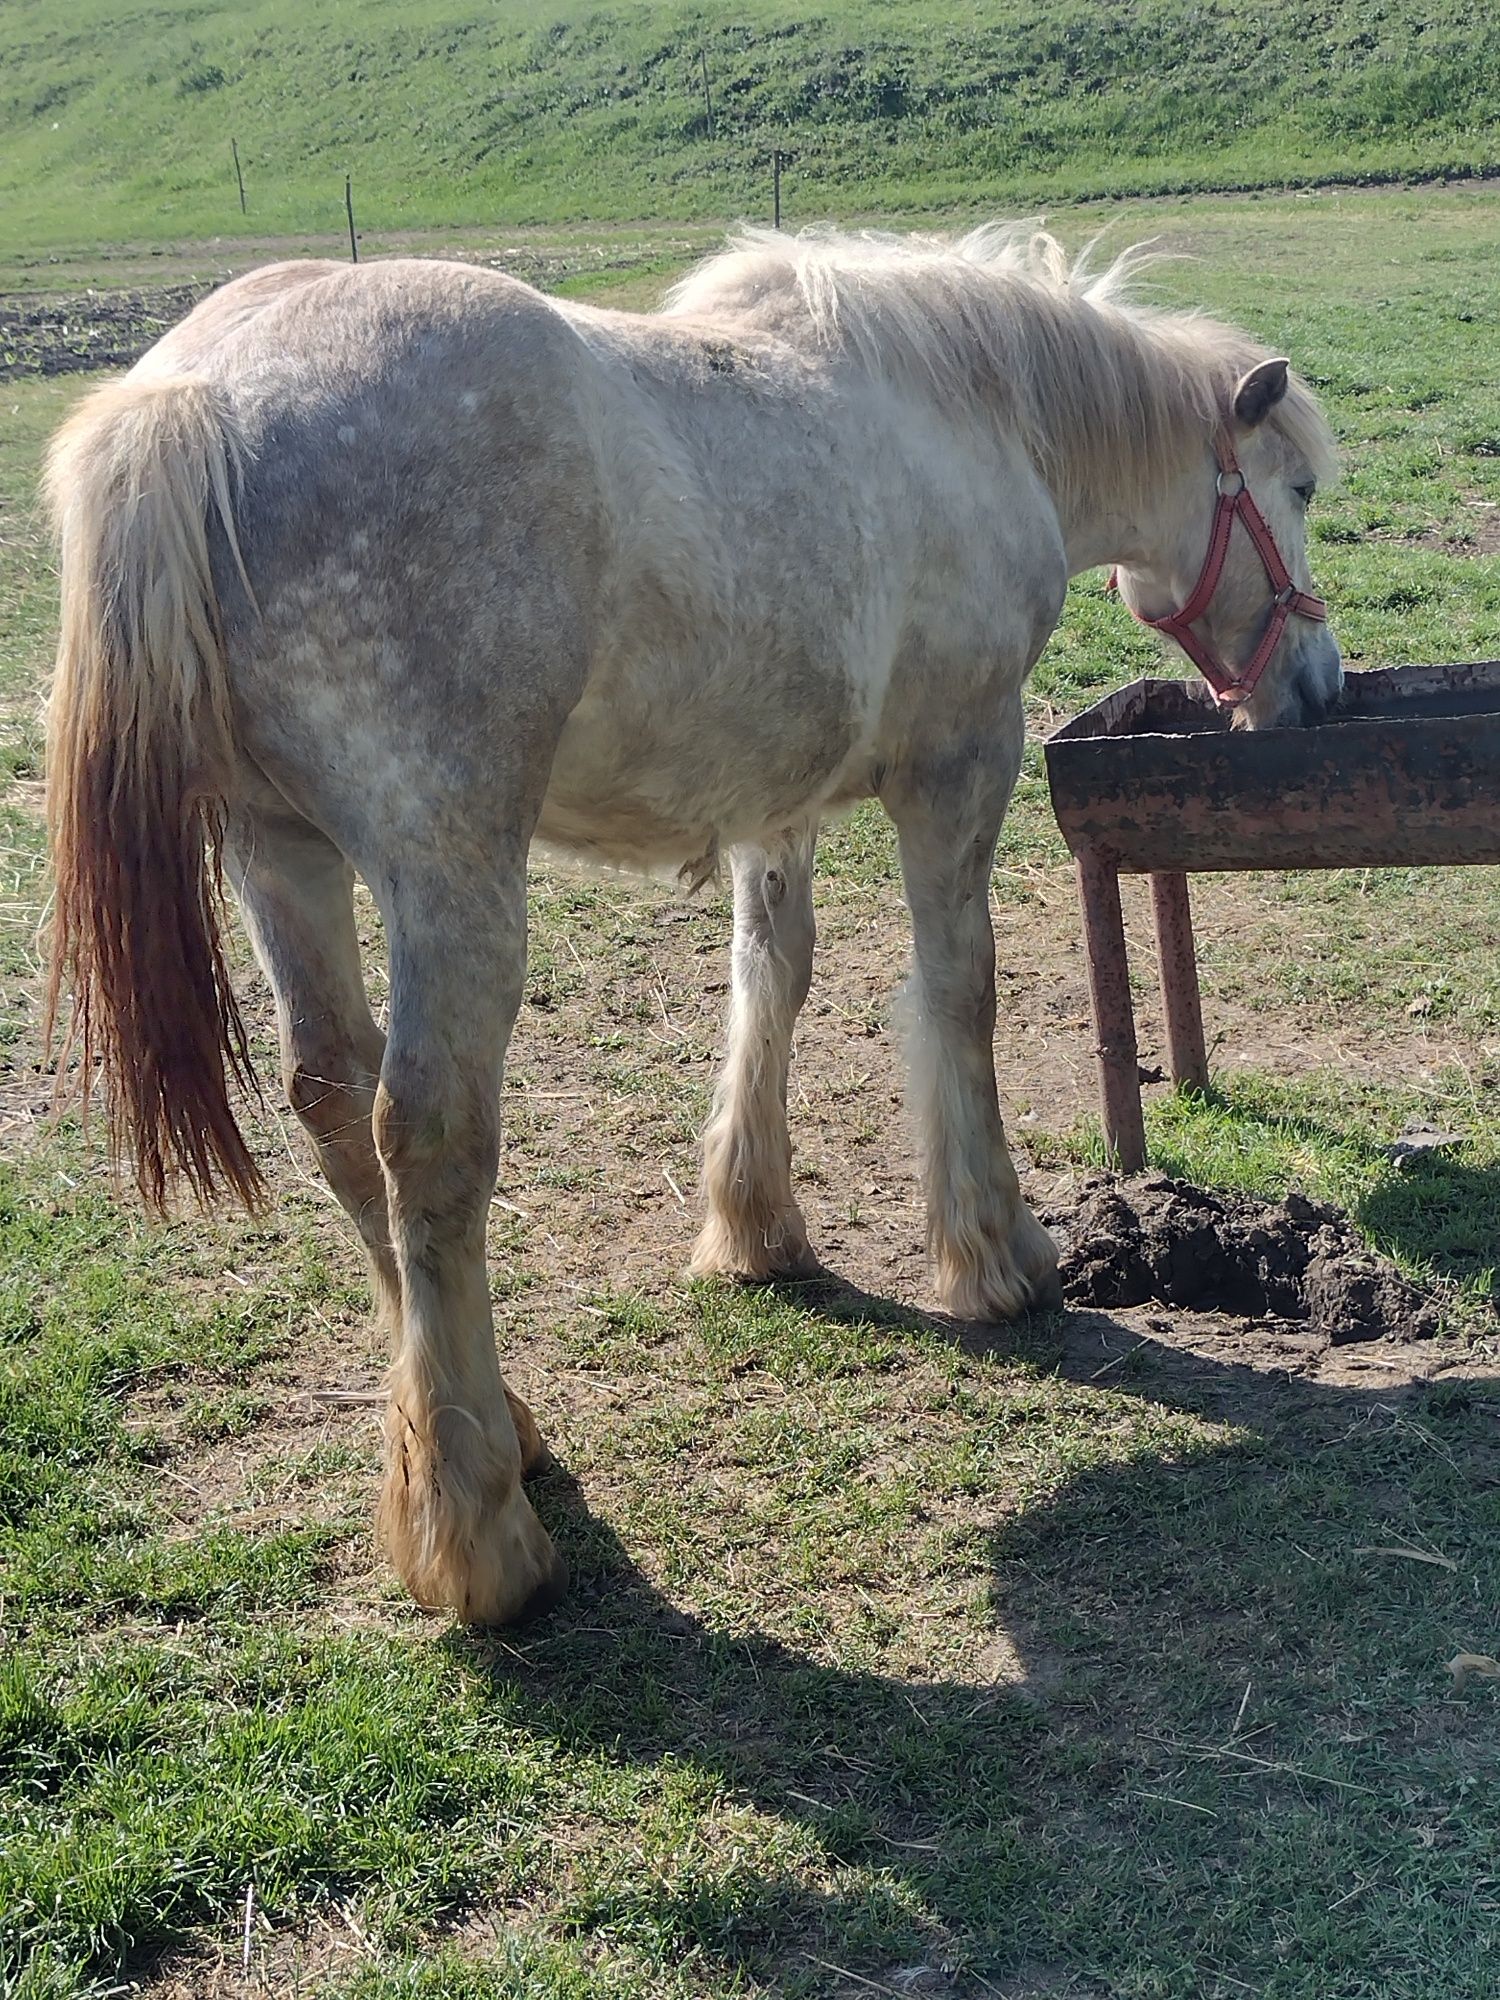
[373,1077,500,1258]
[374,1070,499,1168]
[781,929,814,1014]
[734,916,813,1039]
[761,863,815,1005]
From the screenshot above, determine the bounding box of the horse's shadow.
[447,1275,1496,1995]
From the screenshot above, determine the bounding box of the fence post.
[773,149,782,229]
[345,176,358,263]
[231,138,246,215]
[698,47,714,137]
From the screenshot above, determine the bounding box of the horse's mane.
[664,223,1339,507]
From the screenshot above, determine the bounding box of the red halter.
[1109,433,1327,706]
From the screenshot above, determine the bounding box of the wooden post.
[1149,872,1210,1092]
[773,149,782,229]
[1076,848,1146,1172]
[698,47,714,137]
[345,175,358,263]
[231,138,246,215]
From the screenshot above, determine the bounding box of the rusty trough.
[1043,660,1500,1170]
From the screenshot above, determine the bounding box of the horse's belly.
[536,646,866,873]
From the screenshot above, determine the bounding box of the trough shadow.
[445,1295,1499,1998]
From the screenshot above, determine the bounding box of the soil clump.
[1044,1174,1443,1342]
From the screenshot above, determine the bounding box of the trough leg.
[1076,848,1146,1173]
[1149,871,1211,1093]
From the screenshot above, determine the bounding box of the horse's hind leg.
[884,717,1061,1321]
[227,806,399,1333]
[690,825,819,1282]
[229,807,547,1474]
[372,842,564,1626]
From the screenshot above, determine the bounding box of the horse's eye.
[1293,482,1317,505]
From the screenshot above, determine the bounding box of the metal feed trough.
[1043,660,1500,1171]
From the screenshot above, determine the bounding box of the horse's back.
[122,255,1055,879]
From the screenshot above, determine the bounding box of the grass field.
[2,185,1500,1998]
[0,0,1497,267]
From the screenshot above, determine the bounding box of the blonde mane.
[665,223,1339,507]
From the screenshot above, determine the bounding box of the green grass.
[0,0,1497,267]
[2,190,1499,1996]
[4,1158,1499,1999]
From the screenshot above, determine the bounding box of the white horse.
[44,225,1340,1624]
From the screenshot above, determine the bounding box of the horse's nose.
[1290,634,1344,726]
[1296,644,1344,724]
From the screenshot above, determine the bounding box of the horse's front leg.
[885,723,1061,1321]
[690,824,820,1282]
[372,845,565,1626]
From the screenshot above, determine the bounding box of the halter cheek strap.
[1108,433,1327,707]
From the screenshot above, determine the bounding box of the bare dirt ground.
[0,282,209,377]
[9,841,1487,1392]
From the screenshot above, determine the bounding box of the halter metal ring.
[1215,467,1246,499]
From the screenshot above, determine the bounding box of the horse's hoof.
[507,1549,570,1627]
[504,1385,553,1478]
[689,1210,819,1284]
[932,1224,1061,1323]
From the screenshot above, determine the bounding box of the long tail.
[44,373,265,1209]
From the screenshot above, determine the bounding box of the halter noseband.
[1109,433,1327,707]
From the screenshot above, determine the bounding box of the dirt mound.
[1043,1175,1441,1343]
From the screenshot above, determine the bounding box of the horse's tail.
[43,373,265,1210]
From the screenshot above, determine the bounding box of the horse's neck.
[1049,482,1181,579]
[1036,416,1199,582]
[979,302,1210,579]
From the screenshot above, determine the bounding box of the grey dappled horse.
[45,226,1340,1622]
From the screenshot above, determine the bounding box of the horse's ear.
[1232,358,1290,429]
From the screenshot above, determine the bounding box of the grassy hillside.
[1,0,1496,262]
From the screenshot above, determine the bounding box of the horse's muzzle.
[1235,634,1343,730]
